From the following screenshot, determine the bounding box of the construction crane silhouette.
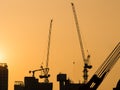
[29,19,53,83]
[39,19,53,83]
[71,2,92,84]
[57,42,120,90]
[86,42,120,90]
[29,68,43,77]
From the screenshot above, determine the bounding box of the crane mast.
[71,3,92,84]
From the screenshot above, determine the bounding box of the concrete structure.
[14,76,53,90]
[25,77,52,90]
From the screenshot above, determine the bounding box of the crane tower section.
[71,3,92,84]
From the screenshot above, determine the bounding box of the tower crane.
[71,3,92,84]
[29,19,53,83]
[57,42,120,90]
[39,19,53,83]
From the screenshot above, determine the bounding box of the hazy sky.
[0,0,120,90]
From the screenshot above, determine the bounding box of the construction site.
[12,2,120,90]
[0,1,119,90]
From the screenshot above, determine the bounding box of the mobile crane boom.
[71,2,92,83]
[86,42,120,90]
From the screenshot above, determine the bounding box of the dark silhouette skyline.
[3,42,118,90]
[0,1,120,90]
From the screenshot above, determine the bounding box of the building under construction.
[14,76,53,90]
[14,2,120,90]
[13,45,120,90]
[57,42,120,90]
[14,19,53,90]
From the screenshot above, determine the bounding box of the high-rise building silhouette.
[0,63,8,90]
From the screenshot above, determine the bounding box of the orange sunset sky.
[0,0,120,90]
